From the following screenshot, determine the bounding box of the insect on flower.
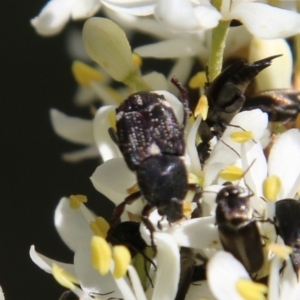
[215,185,264,274]
[275,199,300,277]
[197,55,281,166]
[107,77,202,249]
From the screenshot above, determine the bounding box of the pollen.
[236,279,267,300]
[183,200,193,217]
[126,182,140,194]
[267,243,292,260]
[113,245,131,278]
[69,195,88,209]
[230,131,253,143]
[263,176,282,201]
[132,53,143,67]
[219,166,244,181]
[91,236,112,275]
[194,95,208,120]
[189,72,207,89]
[72,61,104,87]
[52,263,79,290]
[90,217,110,238]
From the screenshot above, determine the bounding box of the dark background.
[2,1,114,299]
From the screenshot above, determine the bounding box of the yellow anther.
[194,95,208,120]
[52,263,79,290]
[91,236,112,275]
[263,176,282,201]
[219,166,244,181]
[236,279,267,300]
[113,245,131,279]
[72,61,104,87]
[183,200,193,217]
[189,72,207,89]
[90,217,110,238]
[108,111,116,130]
[230,131,253,143]
[126,182,140,195]
[267,243,293,260]
[132,53,142,67]
[69,195,88,209]
[188,173,200,185]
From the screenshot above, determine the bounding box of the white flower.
[30,197,183,300]
[31,0,101,36]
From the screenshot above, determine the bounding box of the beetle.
[197,55,281,166]
[275,199,300,277]
[242,89,300,122]
[215,185,264,274]
[107,77,202,248]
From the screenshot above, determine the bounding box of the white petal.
[50,109,94,145]
[74,86,98,106]
[54,197,94,252]
[142,72,168,90]
[71,0,101,20]
[31,0,71,36]
[90,158,144,215]
[228,3,300,39]
[93,105,122,161]
[151,233,180,300]
[102,0,156,16]
[0,287,4,300]
[207,251,250,300]
[134,37,207,58]
[171,216,221,250]
[74,244,123,297]
[208,110,268,165]
[154,0,220,31]
[62,145,100,162]
[185,281,216,300]
[249,37,293,90]
[268,129,300,198]
[30,245,76,276]
[127,266,147,300]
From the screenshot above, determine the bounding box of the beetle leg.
[171,76,191,129]
[141,203,157,253]
[107,191,142,241]
[188,184,202,218]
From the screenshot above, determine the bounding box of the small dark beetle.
[108,77,201,247]
[242,89,300,122]
[198,55,281,166]
[215,185,264,274]
[275,199,300,276]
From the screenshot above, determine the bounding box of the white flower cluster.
[29,1,300,300]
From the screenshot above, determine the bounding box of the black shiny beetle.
[108,77,201,248]
[198,55,281,166]
[243,89,300,122]
[215,185,264,274]
[275,199,300,277]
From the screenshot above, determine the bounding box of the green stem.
[208,20,230,81]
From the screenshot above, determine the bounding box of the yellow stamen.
[183,200,193,217]
[132,53,142,67]
[91,236,112,275]
[72,61,104,87]
[108,111,116,130]
[267,243,293,260]
[219,166,244,181]
[52,263,79,290]
[90,217,110,238]
[126,182,140,195]
[194,95,208,120]
[236,279,267,300]
[69,195,88,209]
[113,245,131,279]
[295,113,300,129]
[230,131,253,143]
[188,173,200,185]
[189,72,207,89]
[263,176,282,201]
